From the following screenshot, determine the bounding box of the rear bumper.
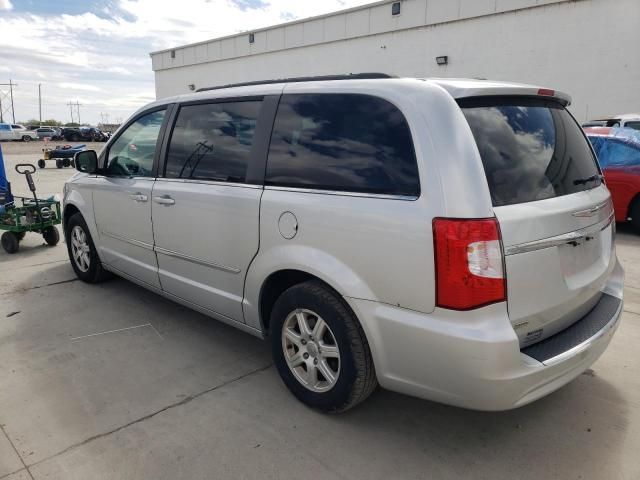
[345,259,624,411]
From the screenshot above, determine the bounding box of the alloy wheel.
[281,308,341,392]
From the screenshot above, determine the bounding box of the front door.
[93,109,167,289]
[152,100,264,322]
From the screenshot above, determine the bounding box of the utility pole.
[9,80,15,124]
[75,101,82,125]
[38,84,42,124]
[67,101,75,124]
[0,81,17,124]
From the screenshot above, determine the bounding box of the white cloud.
[0,0,12,11]
[0,0,373,124]
[57,82,103,92]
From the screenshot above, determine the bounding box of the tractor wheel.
[38,159,46,169]
[43,226,60,246]
[56,159,63,169]
[62,158,71,168]
[1,232,19,254]
[16,232,26,241]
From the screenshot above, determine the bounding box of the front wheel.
[38,159,46,169]
[65,213,111,283]
[42,226,60,246]
[271,281,377,413]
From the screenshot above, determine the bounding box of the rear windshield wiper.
[573,174,603,186]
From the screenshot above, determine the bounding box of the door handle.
[129,192,148,202]
[153,195,175,206]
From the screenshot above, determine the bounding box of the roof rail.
[195,73,394,92]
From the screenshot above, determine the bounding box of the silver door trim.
[264,185,419,201]
[154,246,241,274]
[100,230,154,251]
[504,214,614,256]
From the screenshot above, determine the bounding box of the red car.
[585,127,640,231]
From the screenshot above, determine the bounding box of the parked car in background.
[0,123,38,141]
[36,126,63,140]
[63,76,623,412]
[583,114,640,131]
[63,127,108,142]
[585,127,640,231]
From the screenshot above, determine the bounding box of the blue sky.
[0,0,371,125]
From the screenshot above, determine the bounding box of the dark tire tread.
[65,213,111,283]
[273,280,377,413]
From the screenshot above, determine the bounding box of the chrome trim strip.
[572,201,609,218]
[154,246,241,274]
[541,295,623,367]
[264,185,419,201]
[155,178,263,189]
[504,214,614,256]
[100,231,154,251]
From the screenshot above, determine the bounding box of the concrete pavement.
[0,142,639,479]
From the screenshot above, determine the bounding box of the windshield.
[460,97,601,207]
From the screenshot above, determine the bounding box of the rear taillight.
[433,218,506,310]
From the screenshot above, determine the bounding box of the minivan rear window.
[459,97,601,207]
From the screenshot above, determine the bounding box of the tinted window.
[460,97,600,207]
[106,110,165,177]
[165,101,261,182]
[266,94,419,196]
[624,121,640,131]
[594,138,640,167]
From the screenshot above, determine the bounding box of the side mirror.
[74,150,98,174]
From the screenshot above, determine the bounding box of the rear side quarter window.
[265,93,420,196]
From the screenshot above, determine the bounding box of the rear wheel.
[1,232,19,254]
[65,213,111,283]
[22,135,31,142]
[62,158,71,168]
[42,226,60,246]
[630,197,640,233]
[56,159,63,169]
[271,281,377,413]
[37,159,46,169]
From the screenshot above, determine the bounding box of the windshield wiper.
[573,174,603,186]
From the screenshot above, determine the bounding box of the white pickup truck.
[0,123,38,142]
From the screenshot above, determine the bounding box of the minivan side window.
[165,101,262,183]
[265,94,420,196]
[106,109,166,177]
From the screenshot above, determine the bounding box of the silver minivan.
[64,76,624,412]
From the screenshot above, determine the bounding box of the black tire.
[62,158,71,168]
[1,232,19,254]
[56,159,63,169]
[22,135,31,142]
[15,232,26,241]
[70,159,75,168]
[271,280,377,413]
[64,213,111,283]
[42,226,60,246]
[38,159,46,169]
[630,198,640,233]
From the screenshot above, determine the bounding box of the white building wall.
[151,0,640,121]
